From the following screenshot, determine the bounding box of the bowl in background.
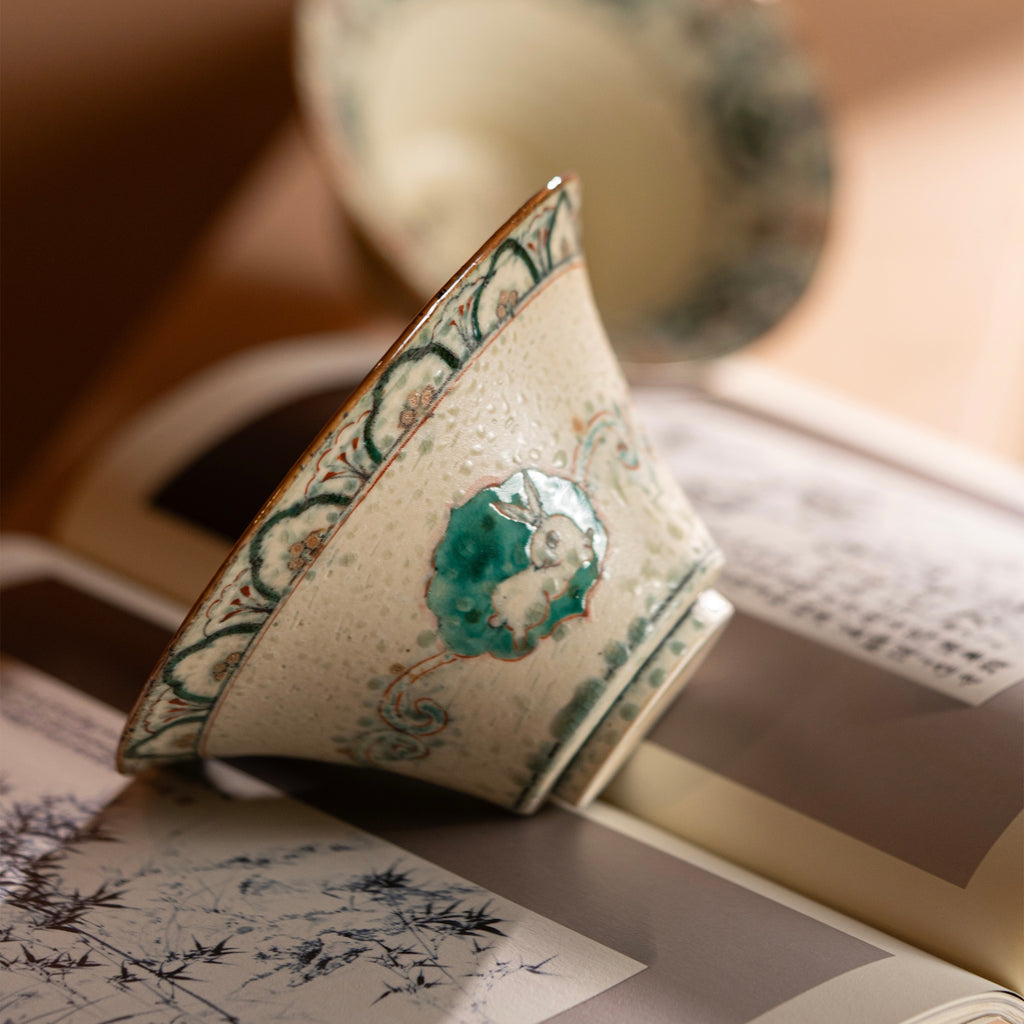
[295,0,831,364]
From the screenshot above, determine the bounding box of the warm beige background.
[3,0,1022,530]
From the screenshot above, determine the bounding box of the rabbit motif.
[488,472,598,647]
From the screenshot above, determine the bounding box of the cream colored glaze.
[358,0,712,322]
[202,267,716,810]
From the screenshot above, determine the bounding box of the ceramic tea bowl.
[295,0,831,365]
[118,177,731,812]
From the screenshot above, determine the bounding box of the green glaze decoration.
[428,471,606,659]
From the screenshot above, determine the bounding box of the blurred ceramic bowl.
[295,0,831,364]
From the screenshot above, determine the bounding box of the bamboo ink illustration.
[0,775,637,1024]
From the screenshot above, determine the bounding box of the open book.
[3,333,1022,1024]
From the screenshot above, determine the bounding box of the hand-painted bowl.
[295,0,831,364]
[119,177,731,812]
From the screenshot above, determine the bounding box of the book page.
[2,671,643,1024]
[603,389,1024,990]
[3,536,1018,1024]
[633,388,1024,706]
[48,338,1024,988]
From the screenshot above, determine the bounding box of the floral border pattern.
[121,183,583,768]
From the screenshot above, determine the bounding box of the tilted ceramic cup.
[295,0,831,365]
[119,177,731,812]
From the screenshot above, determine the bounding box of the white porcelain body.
[296,0,831,362]
[119,179,730,811]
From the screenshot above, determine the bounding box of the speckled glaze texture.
[119,179,729,811]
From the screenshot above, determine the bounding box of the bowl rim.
[117,173,579,772]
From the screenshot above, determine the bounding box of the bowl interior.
[298,0,831,361]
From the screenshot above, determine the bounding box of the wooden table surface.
[5,30,1022,536]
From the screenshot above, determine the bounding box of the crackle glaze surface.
[296,0,831,362]
[120,179,725,811]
